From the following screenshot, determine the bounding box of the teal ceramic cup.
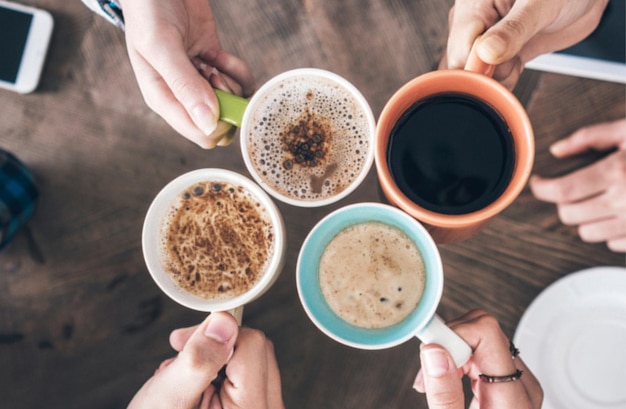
[297,202,472,367]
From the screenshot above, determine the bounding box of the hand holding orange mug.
[375,42,534,244]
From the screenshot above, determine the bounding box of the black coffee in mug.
[387,93,515,215]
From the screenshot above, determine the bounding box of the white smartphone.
[0,0,53,94]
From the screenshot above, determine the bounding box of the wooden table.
[1,1,624,408]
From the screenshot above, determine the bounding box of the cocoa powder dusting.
[281,110,331,170]
[162,182,273,300]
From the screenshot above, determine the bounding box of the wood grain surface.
[0,1,624,408]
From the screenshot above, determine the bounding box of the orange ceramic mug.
[375,45,534,244]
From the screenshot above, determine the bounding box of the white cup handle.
[226,305,244,326]
[416,314,472,367]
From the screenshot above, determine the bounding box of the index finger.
[445,0,502,69]
[550,118,626,158]
[133,34,220,137]
[530,151,623,203]
[220,329,270,405]
[128,51,220,147]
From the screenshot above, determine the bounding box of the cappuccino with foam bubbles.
[160,180,274,300]
[245,72,372,203]
[319,221,426,328]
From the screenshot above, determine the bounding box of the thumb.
[476,1,556,65]
[154,313,238,407]
[420,344,465,409]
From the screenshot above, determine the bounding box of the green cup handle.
[214,89,249,128]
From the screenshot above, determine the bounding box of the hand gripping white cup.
[215,68,376,207]
[296,203,472,367]
[142,169,286,319]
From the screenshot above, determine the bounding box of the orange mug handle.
[465,38,496,77]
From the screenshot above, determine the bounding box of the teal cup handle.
[214,89,249,128]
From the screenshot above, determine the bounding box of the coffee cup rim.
[296,202,443,349]
[142,168,286,312]
[240,67,377,208]
[375,70,534,227]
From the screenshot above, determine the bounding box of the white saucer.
[513,266,626,409]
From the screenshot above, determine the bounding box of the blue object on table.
[0,150,38,250]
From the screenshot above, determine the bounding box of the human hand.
[128,312,285,409]
[440,0,608,89]
[118,0,254,148]
[413,309,542,409]
[530,118,626,252]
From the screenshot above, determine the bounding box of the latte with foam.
[244,72,372,203]
[319,221,426,328]
[160,181,274,300]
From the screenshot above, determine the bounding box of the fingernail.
[421,348,450,378]
[549,140,566,157]
[191,104,218,136]
[478,35,507,62]
[204,314,236,343]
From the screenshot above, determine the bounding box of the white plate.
[513,266,626,409]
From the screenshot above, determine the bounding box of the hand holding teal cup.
[297,203,472,367]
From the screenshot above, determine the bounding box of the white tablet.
[526,0,626,84]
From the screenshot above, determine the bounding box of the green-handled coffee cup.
[214,68,376,208]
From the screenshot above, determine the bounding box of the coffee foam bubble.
[246,74,371,202]
[159,181,274,300]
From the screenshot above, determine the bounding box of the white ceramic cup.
[297,202,472,367]
[216,68,376,207]
[142,168,286,314]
